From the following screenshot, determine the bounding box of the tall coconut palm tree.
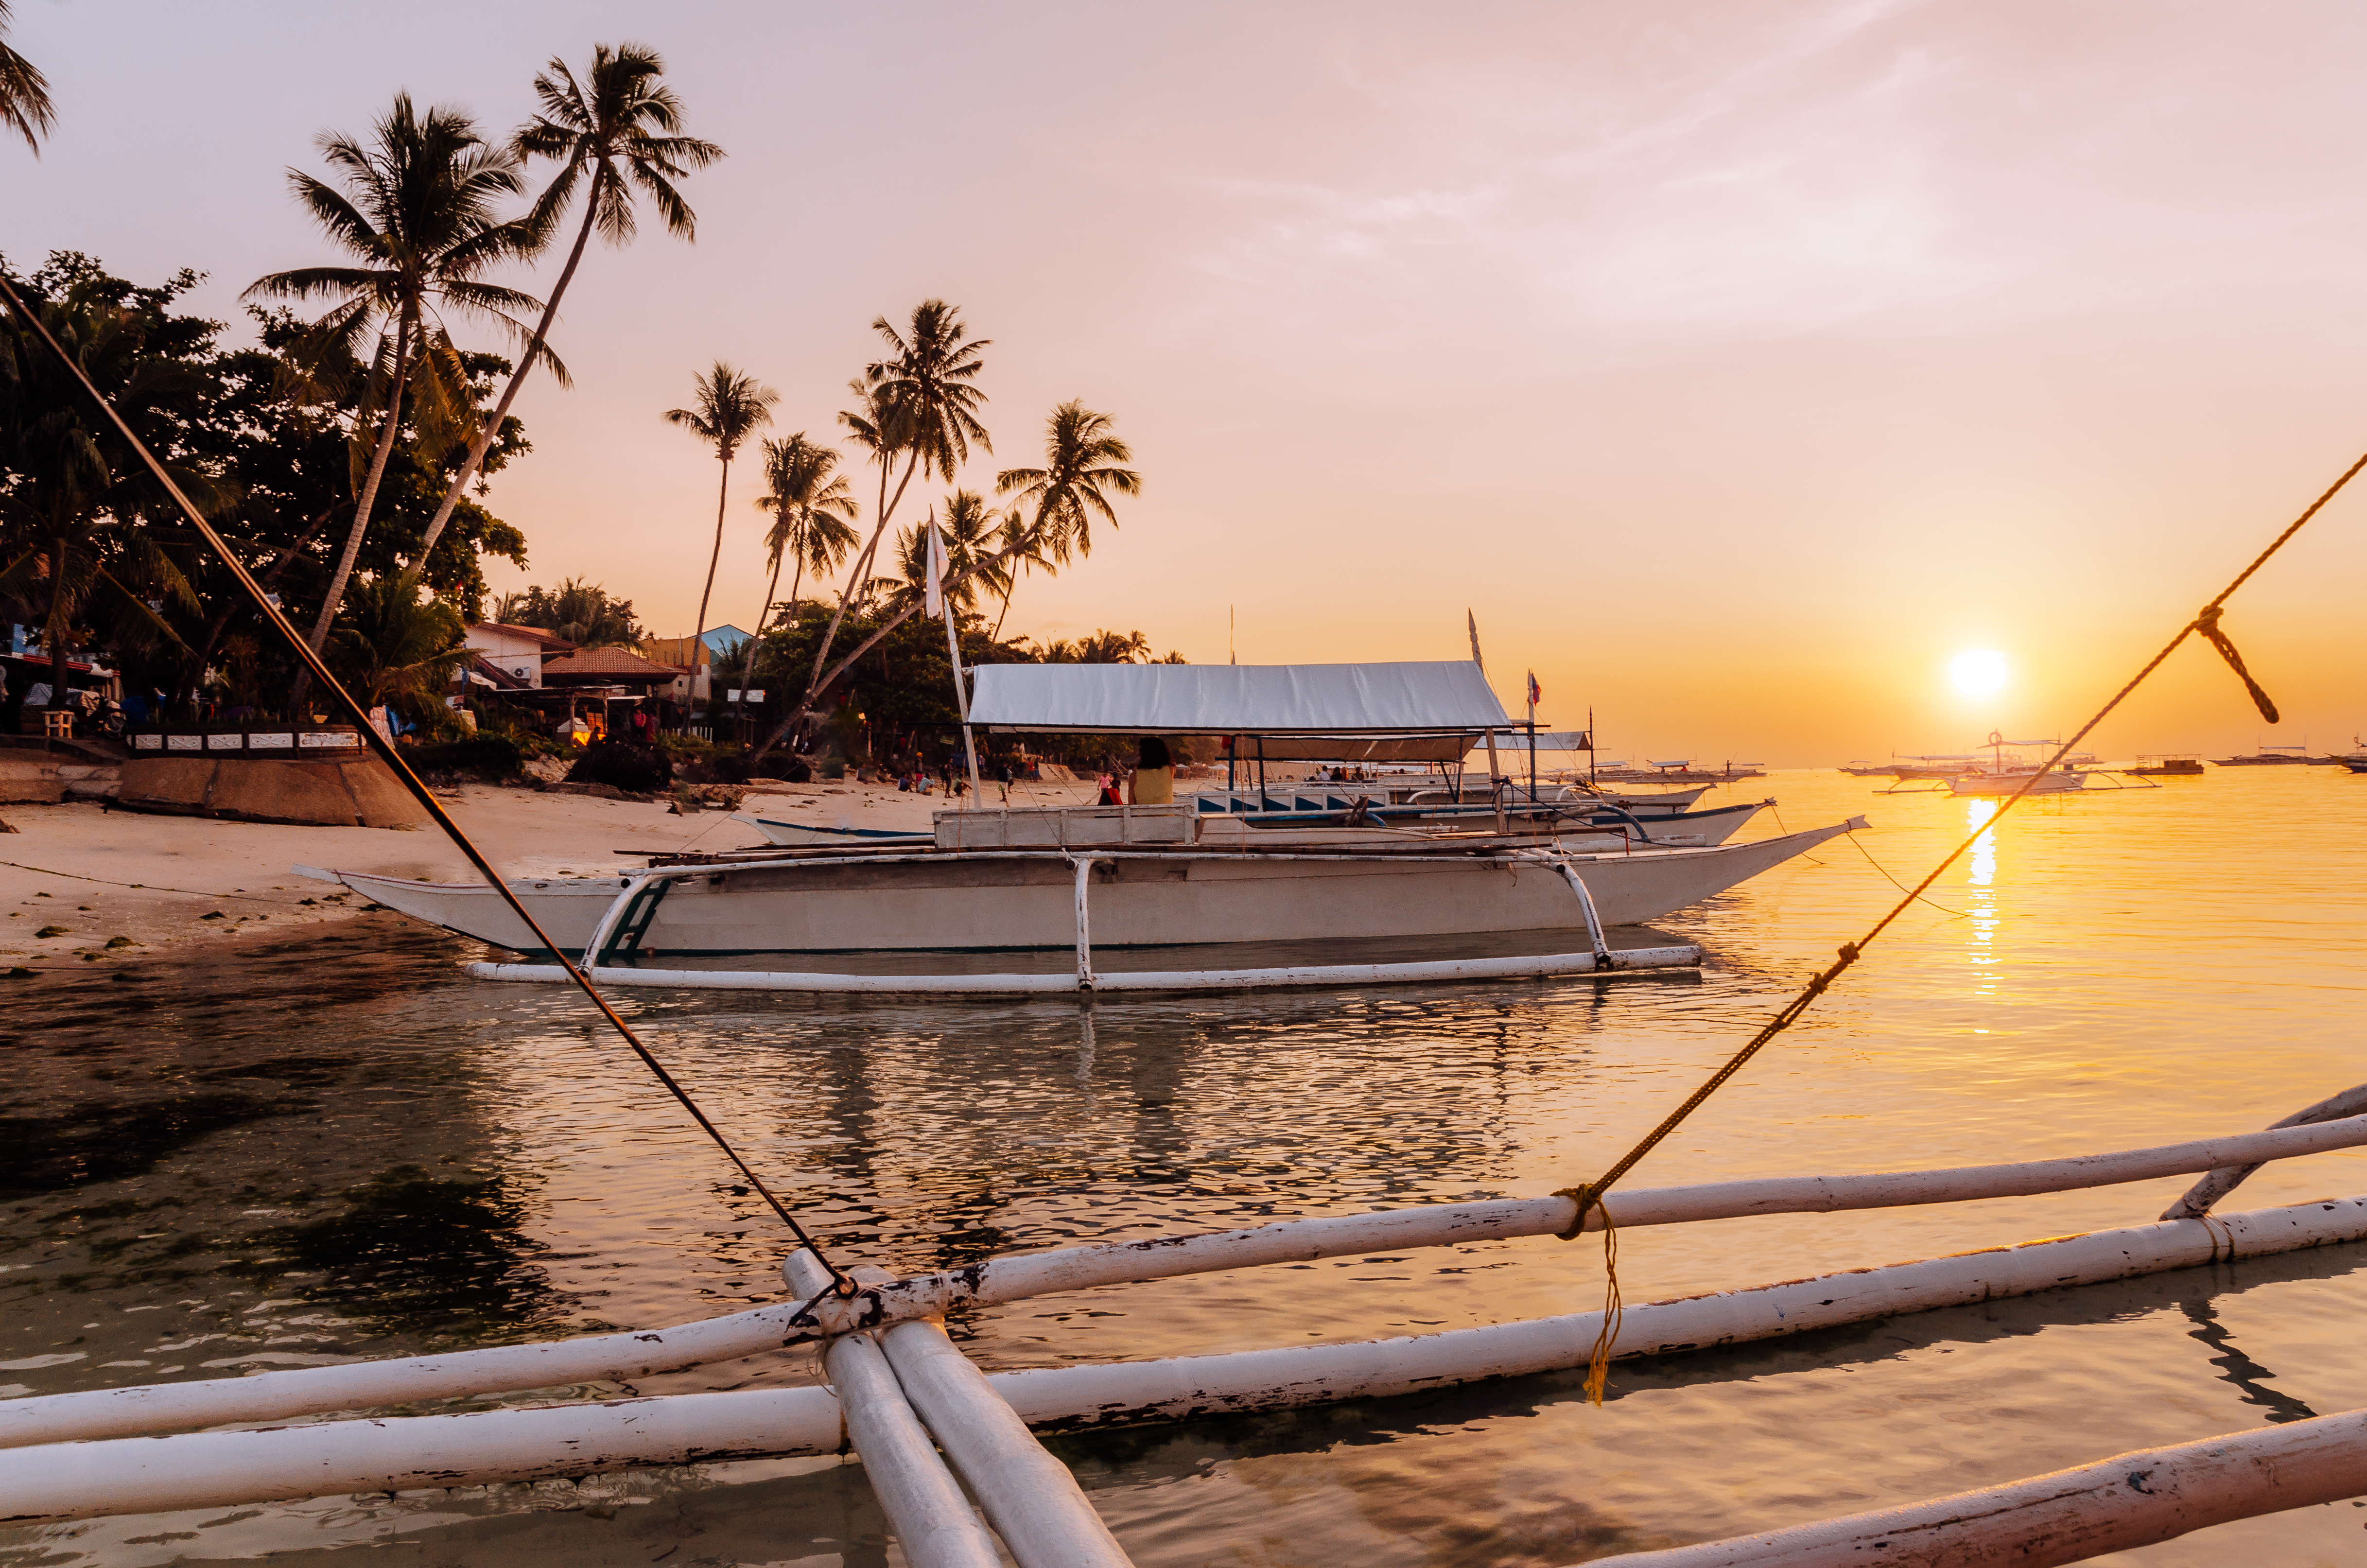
[801,300,990,706]
[410,43,722,568]
[0,0,55,154]
[751,432,858,636]
[996,399,1139,567]
[245,94,551,679]
[751,401,1139,765]
[664,361,776,645]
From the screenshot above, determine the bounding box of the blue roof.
[700,626,751,655]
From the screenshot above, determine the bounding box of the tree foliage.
[493,576,640,647]
[0,251,532,721]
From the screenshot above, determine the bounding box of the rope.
[1843,830,1967,919]
[1547,442,2367,1399]
[0,272,848,1291]
[0,859,288,902]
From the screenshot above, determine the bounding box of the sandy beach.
[0,776,1100,971]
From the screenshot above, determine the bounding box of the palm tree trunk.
[694,449,731,644]
[409,194,598,569]
[800,450,916,713]
[754,536,785,640]
[989,575,1018,642]
[752,527,1029,762]
[290,315,414,716]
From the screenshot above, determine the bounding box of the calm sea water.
[5,767,2367,1567]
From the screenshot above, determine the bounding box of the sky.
[8,0,2367,764]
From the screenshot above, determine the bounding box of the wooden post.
[783,1251,1002,1568]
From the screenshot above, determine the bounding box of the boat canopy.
[969,661,1511,758]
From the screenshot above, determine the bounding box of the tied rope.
[1551,441,2367,1406]
[0,271,849,1293]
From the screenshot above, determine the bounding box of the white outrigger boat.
[305,662,1856,992]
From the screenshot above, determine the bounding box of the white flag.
[924,520,946,618]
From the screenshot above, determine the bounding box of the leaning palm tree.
[410,42,723,568]
[245,94,551,677]
[0,0,54,154]
[751,432,859,636]
[875,490,1010,616]
[987,505,1057,641]
[800,300,991,707]
[664,361,776,645]
[750,401,1139,765]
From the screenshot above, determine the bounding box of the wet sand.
[0,777,1099,970]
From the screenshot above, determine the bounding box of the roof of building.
[968,661,1512,738]
[465,621,578,651]
[540,646,685,684]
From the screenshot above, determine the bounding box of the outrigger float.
[12,1083,2367,1568]
[310,662,1857,995]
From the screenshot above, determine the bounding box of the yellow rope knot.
[1553,1184,1598,1240]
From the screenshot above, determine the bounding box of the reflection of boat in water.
[2127,754,2206,777]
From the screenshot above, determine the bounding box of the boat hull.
[316,822,1855,957]
[1949,771,2083,796]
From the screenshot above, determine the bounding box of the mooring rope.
[0,273,847,1289]
[1555,442,2367,1403]
[0,858,288,901]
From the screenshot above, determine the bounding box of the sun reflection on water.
[1965,799,2000,991]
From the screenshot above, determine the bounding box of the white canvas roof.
[968,660,1511,736]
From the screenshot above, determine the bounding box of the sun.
[1949,649,2008,697]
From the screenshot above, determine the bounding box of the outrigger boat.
[306,662,1857,987]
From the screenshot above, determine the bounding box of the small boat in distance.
[2127,754,2206,777]
[2213,744,2313,765]
[1947,733,2088,796]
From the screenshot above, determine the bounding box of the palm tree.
[499,576,641,646]
[410,43,722,568]
[664,360,776,646]
[326,572,469,715]
[751,433,858,636]
[0,0,55,154]
[997,399,1138,566]
[245,94,551,676]
[874,490,1010,615]
[801,300,991,703]
[987,505,1056,641]
[751,401,1140,765]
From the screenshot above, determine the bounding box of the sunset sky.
[10,1,2367,763]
